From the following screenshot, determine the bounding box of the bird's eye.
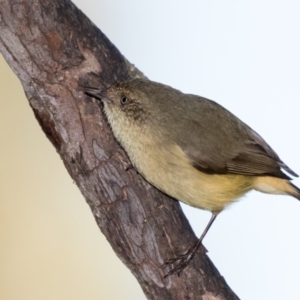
[120,96,128,105]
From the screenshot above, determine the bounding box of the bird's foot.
[163,243,199,278]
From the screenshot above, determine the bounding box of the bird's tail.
[253,176,300,200]
[287,182,300,201]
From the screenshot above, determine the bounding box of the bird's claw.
[163,252,194,278]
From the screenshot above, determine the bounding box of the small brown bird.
[86,78,300,276]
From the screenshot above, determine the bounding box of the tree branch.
[0,1,239,299]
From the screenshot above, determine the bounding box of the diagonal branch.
[0,0,239,299]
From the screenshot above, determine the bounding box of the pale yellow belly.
[128,141,254,213]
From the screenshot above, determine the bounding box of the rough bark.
[0,1,239,299]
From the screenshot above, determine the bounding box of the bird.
[85,78,300,276]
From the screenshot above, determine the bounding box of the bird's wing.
[176,98,297,180]
[225,137,294,179]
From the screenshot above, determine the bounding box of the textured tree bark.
[0,1,240,299]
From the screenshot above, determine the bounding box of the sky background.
[1,1,300,300]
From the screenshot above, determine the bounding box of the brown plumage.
[85,78,300,276]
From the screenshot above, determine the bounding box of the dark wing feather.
[175,95,297,180]
[245,127,298,177]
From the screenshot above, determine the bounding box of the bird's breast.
[116,125,253,213]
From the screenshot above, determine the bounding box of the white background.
[1,1,300,300]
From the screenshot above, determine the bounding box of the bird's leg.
[163,213,218,278]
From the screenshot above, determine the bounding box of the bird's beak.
[84,87,111,102]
